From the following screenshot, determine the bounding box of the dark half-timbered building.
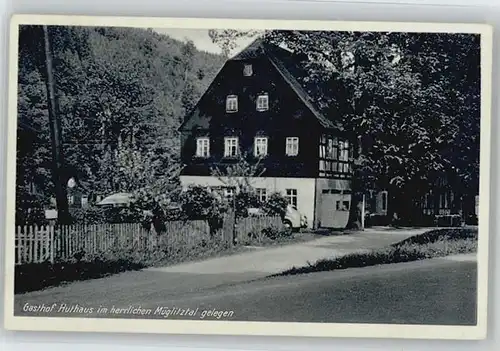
[179,39,355,228]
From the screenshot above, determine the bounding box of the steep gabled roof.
[232,38,342,130]
[266,50,342,130]
[179,38,342,132]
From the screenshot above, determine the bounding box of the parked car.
[283,205,308,231]
[247,204,307,231]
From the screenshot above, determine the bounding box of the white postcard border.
[3,14,493,340]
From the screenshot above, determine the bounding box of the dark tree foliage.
[179,185,228,236]
[233,191,261,219]
[261,192,289,219]
[17,26,225,224]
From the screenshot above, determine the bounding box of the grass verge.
[276,227,478,277]
[14,238,237,294]
[15,258,146,294]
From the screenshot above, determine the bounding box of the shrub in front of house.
[234,190,261,218]
[179,185,229,236]
[179,185,227,219]
[261,192,289,218]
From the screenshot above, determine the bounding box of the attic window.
[243,64,253,76]
[226,95,238,113]
[256,93,269,111]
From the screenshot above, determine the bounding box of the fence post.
[42,225,52,261]
[34,225,40,263]
[58,225,62,261]
[49,225,55,263]
[54,226,58,261]
[23,225,28,263]
[29,225,35,263]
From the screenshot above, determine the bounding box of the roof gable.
[179,38,342,132]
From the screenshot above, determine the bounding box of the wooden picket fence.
[14,215,283,265]
[14,220,212,265]
[15,225,56,265]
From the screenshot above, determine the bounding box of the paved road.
[148,227,428,275]
[167,255,477,325]
[15,255,476,325]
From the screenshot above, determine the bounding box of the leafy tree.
[16,67,53,224]
[97,137,184,233]
[208,29,261,58]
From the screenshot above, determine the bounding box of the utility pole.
[42,25,70,224]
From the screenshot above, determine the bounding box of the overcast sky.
[153,28,257,56]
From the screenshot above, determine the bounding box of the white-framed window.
[285,137,299,156]
[256,93,269,111]
[256,188,268,202]
[285,189,298,208]
[254,137,268,157]
[81,196,89,208]
[195,137,210,157]
[224,137,239,157]
[243,64,253,76]
[67,195,74,205]
[226,95,238,113]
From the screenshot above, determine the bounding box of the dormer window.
[256,93,269,111]
[243,64,253,76]
[226,95,238,113]
[286,137,299,156]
